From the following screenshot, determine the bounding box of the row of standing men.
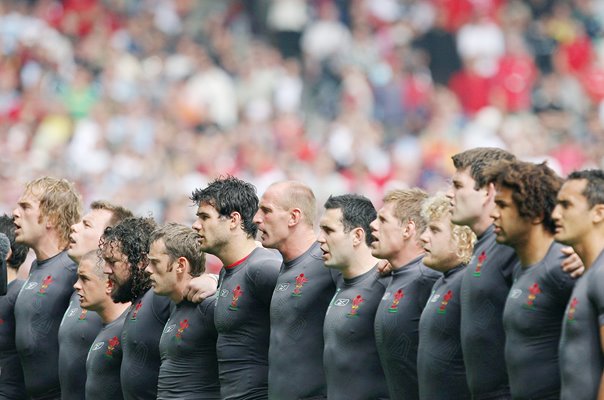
[0,147,603,399]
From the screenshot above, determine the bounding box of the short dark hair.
[99,217,157,302]
[0,214,29,269]
[484,160,562,234]
[324,194,377,246]
[190,176,259,238]
[90,201,134,227]
[150,223,206,277]
[567,169,604,208]
[452,147,516,189]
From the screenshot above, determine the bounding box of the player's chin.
[422,255,435,268]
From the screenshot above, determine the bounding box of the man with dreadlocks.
[100,216,167,400]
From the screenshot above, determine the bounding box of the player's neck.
[33,231,65,262]
[471,213,495,237]
[342,248,378,279]
[280,229,317,263]
[170,277,189,304]
[7,267,18,283]
[99,301,131,324]
[516,227,554,267]
[219,237,258,267]
[390,243,424,270]
[574,230,604,270]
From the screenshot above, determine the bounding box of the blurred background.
[1,0,604,223]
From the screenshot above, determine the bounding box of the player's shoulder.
[247,247,283,270]
[151,290,172,321]
[586,252,604,290]
[537,242,576,286]
[417,262,441,282]
[197,294,217,315]
[55,250,78,273]
[375,270,392,290]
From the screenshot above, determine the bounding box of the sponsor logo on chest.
[91,342,105,352]
[276,283,290,292]
[334,298,350,306]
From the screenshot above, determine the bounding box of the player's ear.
[484,182,496,205]
[592,204,604,224]
[176,257,187,274]
[229,211,242,230]
[403,219,416,239]
[352,227,365,247]
[289,208,302,226]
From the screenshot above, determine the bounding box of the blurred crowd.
[2,0,604,222]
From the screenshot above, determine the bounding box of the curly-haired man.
[100,216,166,400]
[485,160,575,399]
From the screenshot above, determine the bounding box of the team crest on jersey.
[388,289,404,313]
[473,251,487,277]
[567,298,578,323]
[437,291,453,314]
[37,275,54,296]
[291,273,308,297]
[276,283,290,292]
[78,309,88,321]
[229,285,243,311]
[105,336,120,359]
[346,295,365,318]
[130,302,143,321]
[175,319,189,341]
[522,283,541,310]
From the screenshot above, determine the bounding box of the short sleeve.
[544,255,576,301]
[152,292,172,325]
[249,258,281,306]
[587,265,604,327]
